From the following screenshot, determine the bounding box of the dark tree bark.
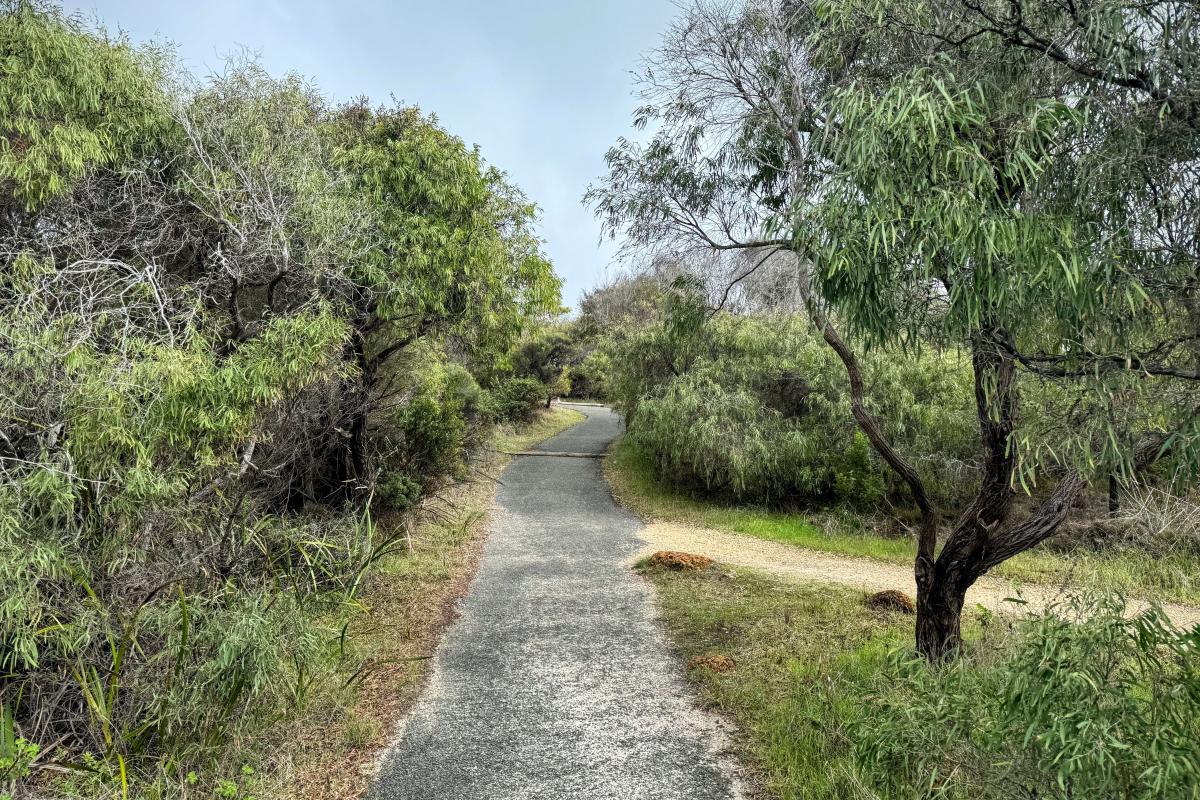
[810,312,1089,661]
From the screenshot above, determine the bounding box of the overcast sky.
[64,0,678,307]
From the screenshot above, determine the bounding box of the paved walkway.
[368,405,741,800]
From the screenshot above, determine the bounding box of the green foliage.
[0,3,562,795]
[0,706,38,787]
[566,348,611,400]
[490,376,549,424]
[331,103,561,356]
[378,473,421,512]
[855,597,1200,798]
[503,324,573,405]
[634,370,828,502]
[834,431,886,508]
[650,563,1200,800]
[383,355,488,490]
[0,0,169,210]
[615,311,977,507]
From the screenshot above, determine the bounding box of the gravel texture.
[635,521,1200,628]
[368,405,742,800]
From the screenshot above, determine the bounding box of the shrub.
[379,357,488,499]
[567,349,611,400]
[491,376,547,423]
[834,430,887,508]
[632,371,830,503]
[617,313,978,508]
[853,596,1200,799]
[393,390,467,479]
[378,472,422,512]
[0,6,557,793]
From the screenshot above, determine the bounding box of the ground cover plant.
[644,561,1200,800]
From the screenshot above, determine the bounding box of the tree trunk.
[795,279,1088,661]
[312,331,374,502]
[915,499,993,661]
[916,469,1086,659]
[915,570,970,661]
[911,329,1019,658]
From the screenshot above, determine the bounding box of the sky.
[64,0,680,308]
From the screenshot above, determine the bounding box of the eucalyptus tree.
[326,102,561,490]
[589,0,1200,659]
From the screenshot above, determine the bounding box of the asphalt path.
[368,404,741,800]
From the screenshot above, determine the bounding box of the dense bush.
[633,370,830,503]
[615,310,978,508]
[490,376,550,424]
[854,597,1200,799]
[375,356,491,507]
[0,3,560,795]
[566,349,611,400]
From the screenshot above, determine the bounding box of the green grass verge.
[645,563,1199,800]
[643,563,912,799]
[610,437,1200,606]
[491,405,586,453]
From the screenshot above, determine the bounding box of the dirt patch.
[636,521,1200,629]
[648,550,715,571]
[866,589,915,614]
[687,654,736,673]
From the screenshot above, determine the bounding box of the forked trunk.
[914,541,985,661]
[802,292,1087,662]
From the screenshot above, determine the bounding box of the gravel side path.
[368,405,743,800]
[635,521,1200,629]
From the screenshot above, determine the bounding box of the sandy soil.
[635,521,1200,629]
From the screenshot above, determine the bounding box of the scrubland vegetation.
[5,0,1200,796]
[0,2,575,796]
[584,0,1200,795]
[588,0,1200,658]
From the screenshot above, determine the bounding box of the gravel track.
[635,521,1200,629]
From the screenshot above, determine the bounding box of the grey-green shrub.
[631,370,832,502]
[614,312,978,507]
[853,596,1200,799]
[490,376,548,423]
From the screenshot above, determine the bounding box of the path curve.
[636,521,1200,629]
[368,405,742,800]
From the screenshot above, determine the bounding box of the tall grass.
[646,564,1200,800]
